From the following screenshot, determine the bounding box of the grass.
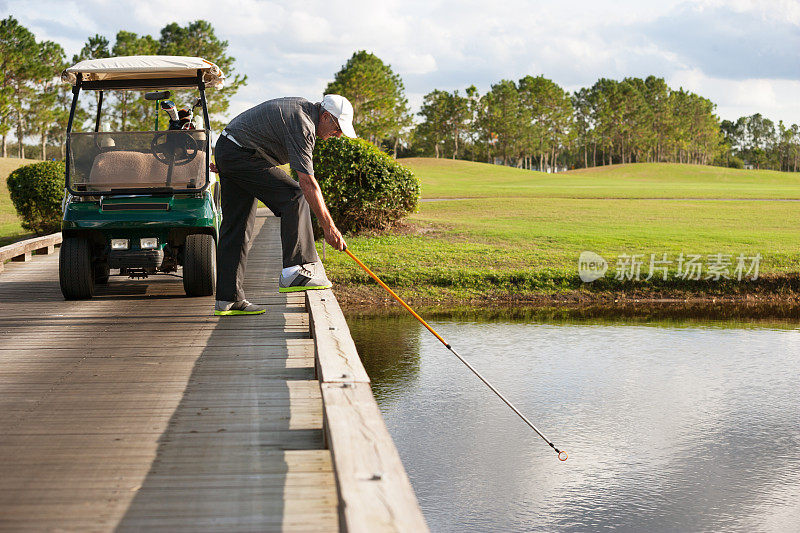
[320,159,800,304]
[2,154,798,303]
[403,158,800,199]
[0,157,37,247]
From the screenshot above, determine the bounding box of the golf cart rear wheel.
[183,234,215,297]
[59,237,95,300]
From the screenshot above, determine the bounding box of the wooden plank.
[0,336,310,349]
[306,289,370,383]
[302,256,428,531]
[321,382,428,532]
[0,450,338,531]
[0,211,411,531]
[0,341,315,358]
[0,448,331,469]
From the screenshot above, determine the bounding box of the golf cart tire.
[183,234,215,297]
[94,262,110,284]
[59,237,95,300]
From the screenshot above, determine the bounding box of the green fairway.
[402,158,800,199]
[2,154,797,301]
[0,157,36,246]
[322,159,800,302]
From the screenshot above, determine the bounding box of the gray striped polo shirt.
[224,97,320,175]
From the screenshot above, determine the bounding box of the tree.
[111,31,158,131]
[415,89,469,159]
[479,80,522,165]
[642,76,673,162]
[572,88,594,168]
[463,85,482,161]
[325,51,410,145]
[722,115,798,172]
[157,20,247,131]
[788,124,800,172]
[719,119,742,167]
[48,81,84,159]
[71,34,110,130]
[588,78,623,165]
[67,22,245,133]
[444,90,470,159]
[0,83,13,157]
[735,113,775,169]
[776,122,800,172]
[74,34,110,62]
[0,16,40,158]
[29,40,66,160]
[517,75,572,171]
[415,89,449,158]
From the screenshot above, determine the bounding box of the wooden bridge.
[0,211,427,532]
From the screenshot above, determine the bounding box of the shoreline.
[334,282,800,320]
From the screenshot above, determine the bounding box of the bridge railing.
[0,233,62,273]
[307,290,429,533]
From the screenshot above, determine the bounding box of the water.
[347,313,800,532]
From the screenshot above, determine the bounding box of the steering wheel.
[150,131,199,166]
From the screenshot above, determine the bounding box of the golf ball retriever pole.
[343,247,568,461]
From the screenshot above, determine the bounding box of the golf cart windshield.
[62,56,223,196]
[69,130,208,192]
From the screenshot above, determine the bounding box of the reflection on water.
[347,311,800,532]
[346,315,422,404]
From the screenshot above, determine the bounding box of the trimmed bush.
[7,161,65,235]
[306,137,420,234]
[727,156,745,169]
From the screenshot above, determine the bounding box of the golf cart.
[59,56,224,299]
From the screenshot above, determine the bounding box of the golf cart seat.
[88,149,207,190]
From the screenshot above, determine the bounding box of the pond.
[346,309,800,532]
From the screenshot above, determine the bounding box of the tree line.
[410,76,799,172]
[2,20,798,173]
[328,52,800,173]
[0,16,244,160]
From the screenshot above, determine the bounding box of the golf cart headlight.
[111,239,129,250]
[140,237,158,250]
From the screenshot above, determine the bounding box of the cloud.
[669,69,800,125]
[5,0,800,125]
[392,53,437,76]
[641,1,800,80]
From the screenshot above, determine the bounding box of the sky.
[3,0,800,126]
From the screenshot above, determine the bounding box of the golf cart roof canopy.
[61,55,225,90]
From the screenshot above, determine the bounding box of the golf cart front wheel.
[94,262,110,284]
[183,234,216,297]
[59,236,95,300]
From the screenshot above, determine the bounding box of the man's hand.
[209,162,218,173]
[297,171,347,251]
[323,222,346,251]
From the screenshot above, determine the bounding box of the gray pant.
[214,135,319,302]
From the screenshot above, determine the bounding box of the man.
[211,95,356,316]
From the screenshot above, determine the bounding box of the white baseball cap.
[321,94,357,138]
